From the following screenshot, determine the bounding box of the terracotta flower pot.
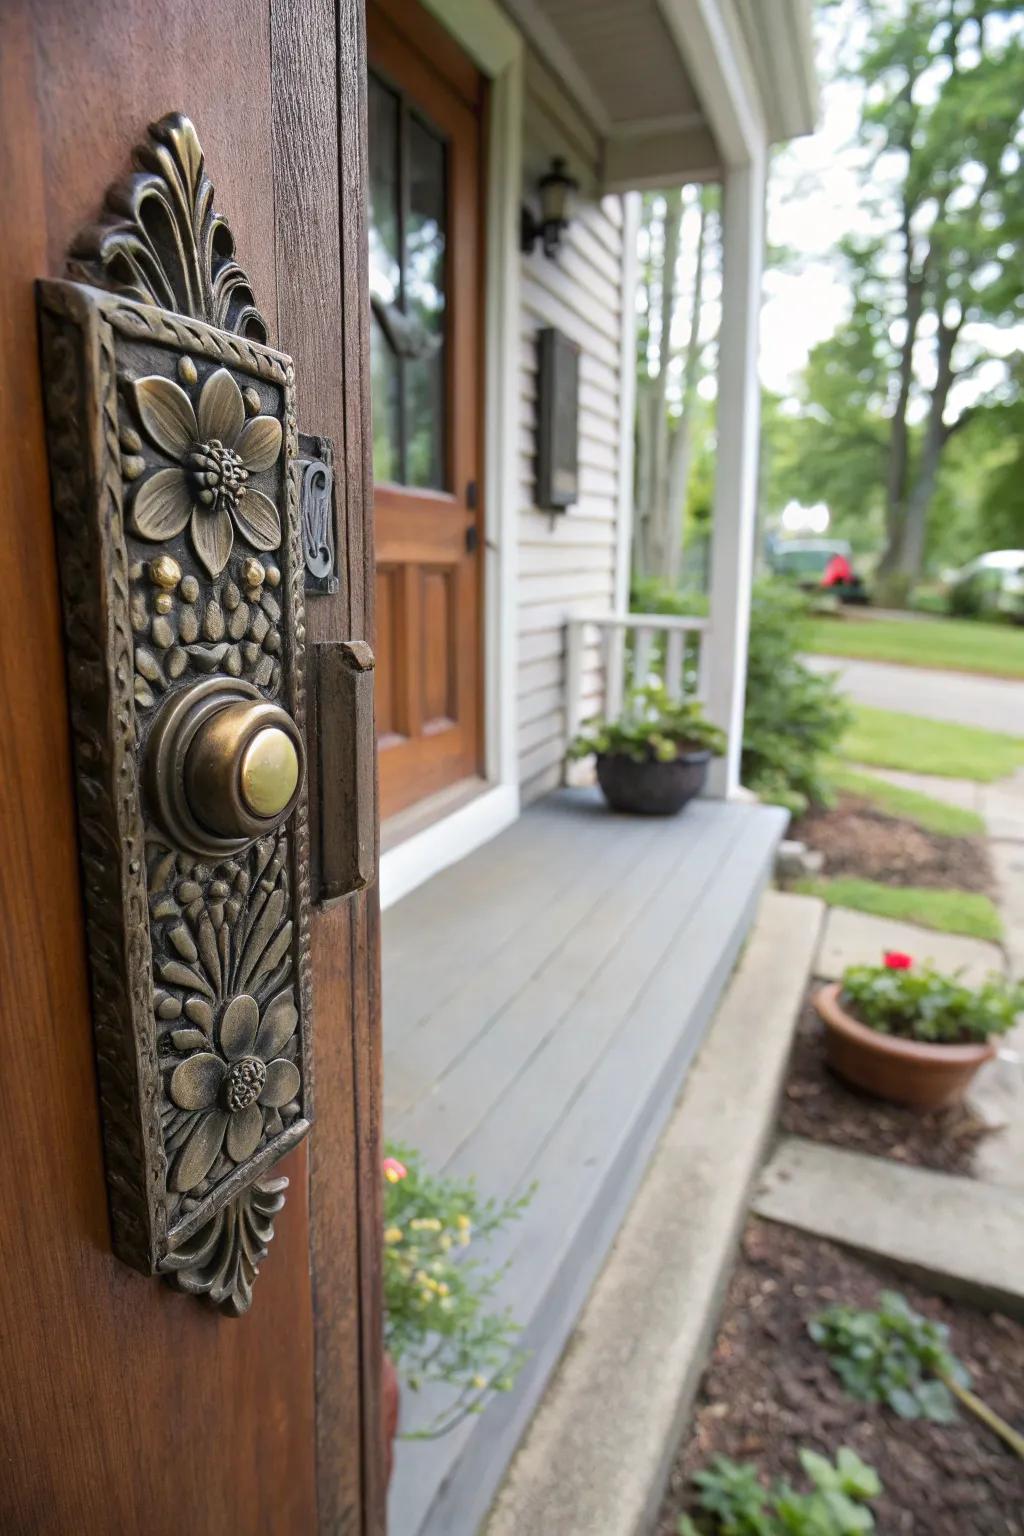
[595,748,711,816]
[382,1351,400,1487]
[813,981,997,1110]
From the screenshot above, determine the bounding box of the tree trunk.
[879,275,923,573]
[633,191,683,582]
[649,190,683,578]
[665,190,709,588]
[898,317,958,578]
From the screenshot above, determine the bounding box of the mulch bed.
[791,793,993,894]
[656,1220,1024,1536]
[779,993,992,1177]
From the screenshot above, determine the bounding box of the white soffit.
[502,0,819,187]
[733,0,820,142]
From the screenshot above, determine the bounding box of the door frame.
[378,0,522,910]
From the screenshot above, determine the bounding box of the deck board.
[383,788,788,1536]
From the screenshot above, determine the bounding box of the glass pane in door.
[368,73,402,484]
[404,114,446,490]
[366,71,448,491]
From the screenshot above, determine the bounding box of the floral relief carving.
[148,831,304,1226]
[37,113,312,1315]
[129,362,282,578]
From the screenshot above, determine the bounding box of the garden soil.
[657,1220,1024,1536]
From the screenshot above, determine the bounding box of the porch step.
[383,789,788,1536]
[486,892,824,1536]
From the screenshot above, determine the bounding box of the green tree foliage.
[769,2,1024,579]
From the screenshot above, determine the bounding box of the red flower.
[383,1156,408,1184]
[883,951,913,970]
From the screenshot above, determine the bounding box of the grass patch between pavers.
[826,762,986,837]
[840,705,1024,783]
[793,876,1003,942]
[806,612,1024,679]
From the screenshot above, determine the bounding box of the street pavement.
[805,653,1024,734]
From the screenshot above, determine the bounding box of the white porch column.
[706,152,767,797]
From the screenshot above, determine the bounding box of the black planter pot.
[595,748,711,816]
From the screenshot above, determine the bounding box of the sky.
[760,1,865,399]
[759,1,1023,410]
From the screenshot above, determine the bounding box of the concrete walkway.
[806,653,1024,733]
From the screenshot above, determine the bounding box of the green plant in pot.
[380,1144,530,1480]
[568,683,727,816]
[814,951,1021,1109]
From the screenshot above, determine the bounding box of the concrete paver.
[816,907,1004,985]
[754,1136,1024,1318]
[852,764,983,813]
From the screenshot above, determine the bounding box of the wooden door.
[368,0,485,822]
[0,3,382,1533]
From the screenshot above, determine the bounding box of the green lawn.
[807,612,1024,679]
[795,877,1003,942]
[826,763,986,837]
[840,705,1024,783]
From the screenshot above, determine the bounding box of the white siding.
[517,48,628,802]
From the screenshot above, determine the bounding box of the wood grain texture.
[0,1,382,1530]
[369,1,484,821]
[0,1,319,1530]
[270,0,383,1530]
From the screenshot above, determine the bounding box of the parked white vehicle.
[947,550,1024,621]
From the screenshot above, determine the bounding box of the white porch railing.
[563,611,711,749]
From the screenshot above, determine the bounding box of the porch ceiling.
[501,0,818,188]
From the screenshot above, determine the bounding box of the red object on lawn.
[884,950,914,970]
[822,552,854,587]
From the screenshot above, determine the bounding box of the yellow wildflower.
[410,1217,443,1232]
[384,1226,404,1245]
[455,1214,471,1231]
[471,1375,487,1390]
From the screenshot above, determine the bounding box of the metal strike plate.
[313,641,377,902]
[36,113,312,1315]
[298,432,339,594]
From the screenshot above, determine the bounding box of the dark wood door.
[0,3,382,1532]
[368,0,484,822]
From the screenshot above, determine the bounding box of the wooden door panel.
[422,568,457,728]
[0,1,381,1531]
[368,0,484,822]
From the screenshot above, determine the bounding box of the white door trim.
[379,783,519,910]
[378,0,523,905]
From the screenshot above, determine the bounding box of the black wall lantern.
[521,157,578,259]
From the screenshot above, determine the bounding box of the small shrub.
[811,1290,1024,1460]
[741,580,851,816]
[568,682,727,764]
[677,1447,881,1535]
[809,1290,969,1424]
[382,1144,531,1437]
[840,955,1021,1045]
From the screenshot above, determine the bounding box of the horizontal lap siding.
[517,48,627,803]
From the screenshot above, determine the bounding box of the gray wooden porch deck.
[383,788,787,1536]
